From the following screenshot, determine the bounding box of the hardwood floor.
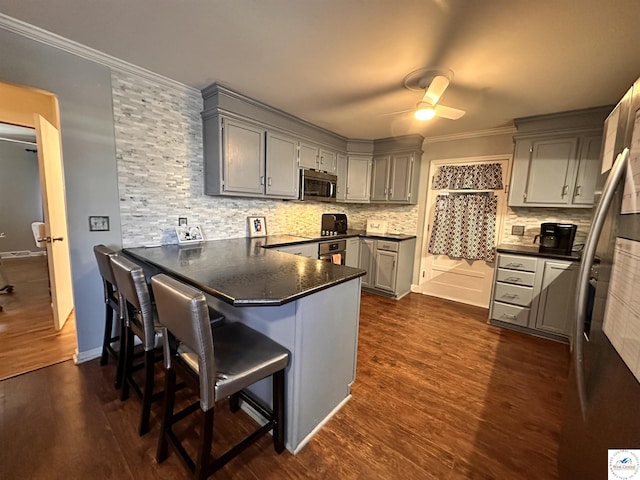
[0,255,76,381]
[0,291,569,479]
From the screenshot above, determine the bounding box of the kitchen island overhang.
[123,238,365,453]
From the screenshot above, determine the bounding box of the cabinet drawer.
[494,282,533,307]
[498,254,537,272]
[496,268,535,287]
[491,301,530,327]
[377,240,399,252]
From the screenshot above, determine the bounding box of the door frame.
[0,81,75,330]
[417,154,513,308]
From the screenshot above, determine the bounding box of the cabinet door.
[345,237,360,267]
[389,153,413,202]
[319,148,337,174]
[524,137,579,204]
[222,118,265,194]
[535,261,577,336]
[265,131,298,198]
[370,155,390,201]
[299,141,319,169]
[374,250,397,292]
[358,239,375,287]
[346,155,372,202]
[336,153,348,201]
[572,134,602,206]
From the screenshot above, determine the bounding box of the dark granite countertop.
[123,238,366,307]
[497,244,582,262]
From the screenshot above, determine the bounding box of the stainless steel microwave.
[300,169,337,202]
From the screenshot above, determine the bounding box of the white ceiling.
[1,0,640,140]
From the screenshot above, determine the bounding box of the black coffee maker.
[534,223,577,255]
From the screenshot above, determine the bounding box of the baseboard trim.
[0,250,46,258]
[74,347,102,364]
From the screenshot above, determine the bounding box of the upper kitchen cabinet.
[508,107,610,208]
[299,141,337,174]
[369,135,423,204]
[346,155,372,202]
[202,83,347,200]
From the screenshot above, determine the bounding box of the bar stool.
[151,274,289,479]
[93,244,125,389]
[110,255,164,436]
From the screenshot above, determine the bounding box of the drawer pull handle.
[507,263,524,268]
[502,293,519,299]
[505,277,522,282]
[502,314,517,319]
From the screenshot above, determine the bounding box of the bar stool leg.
[273,369,285,453]
[229,393,240,412]
[195,410,214,480]
[114,315,126,389]
[100,303,114,366]
[120,326,134,402]
[156,367,176,463]
[138,349,156,436]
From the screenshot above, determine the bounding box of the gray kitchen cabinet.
[370,152,418,204]
[535,261,577,336]
[358,238,375,288]
[489,252,577,341]
[203,115,298,199]
[218,117,265,195]
[345,237,360,267]
[346,155,372,202]
[298,141,337,174]
[508,107,607,208]
[336,152,348,201]
[359,237,416,299]
[374,249,397,292]
[265,130,299,198]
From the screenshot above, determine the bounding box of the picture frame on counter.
[248,216,267,237]
[175,225,204,244]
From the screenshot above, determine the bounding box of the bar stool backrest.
[93,245,118,303]
[110,255,156,351]
[151,274,217,411]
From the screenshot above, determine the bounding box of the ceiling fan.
[399,68,466,121]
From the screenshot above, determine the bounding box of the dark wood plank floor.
[0,255,76,381]
[0,291,569,479]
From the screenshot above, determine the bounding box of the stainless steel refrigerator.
[559,78,640,479]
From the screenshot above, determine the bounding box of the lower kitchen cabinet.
[359,237,416,299]
[345,237,360,268]
[489,252,577,341]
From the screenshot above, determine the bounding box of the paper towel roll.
[331,253,342,265]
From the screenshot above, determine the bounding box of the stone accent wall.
[502,206,593,248]
[111,71,419,247]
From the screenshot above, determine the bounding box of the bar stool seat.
[151,274,289,479]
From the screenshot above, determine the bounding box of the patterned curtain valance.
[432,163,503,190]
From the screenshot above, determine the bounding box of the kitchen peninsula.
[123,236,365,453]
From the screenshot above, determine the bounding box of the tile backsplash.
[501,206,593,248]
[111,71,418,247]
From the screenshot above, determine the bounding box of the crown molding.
[0,13,198,96]
[425,125,516,144]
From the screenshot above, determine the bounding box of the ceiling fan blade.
[422,75,450,104]
[380,108,414,117]
[434,104,466,120]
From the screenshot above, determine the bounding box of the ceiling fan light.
[414,104,436,121]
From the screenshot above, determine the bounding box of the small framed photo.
[89,216,110,232]
[178,217,188,226]
[175,225,204,244]
[248,216,267,237]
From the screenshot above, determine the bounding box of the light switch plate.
[511,225,525,236]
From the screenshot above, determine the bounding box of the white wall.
[0,140,43,253]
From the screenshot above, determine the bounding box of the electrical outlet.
[511,225,525,236]
[178,217,188,226]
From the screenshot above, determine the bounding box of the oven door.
[318,240,346,265]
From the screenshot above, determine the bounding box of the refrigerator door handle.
[574,147,629,416]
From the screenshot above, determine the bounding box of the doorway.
[417,155,512,308]
[0,82,77,380]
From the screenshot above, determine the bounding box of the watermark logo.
[609,450,640,479]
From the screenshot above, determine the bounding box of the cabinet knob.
[561,185,569,197]
[575,185,582,196]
